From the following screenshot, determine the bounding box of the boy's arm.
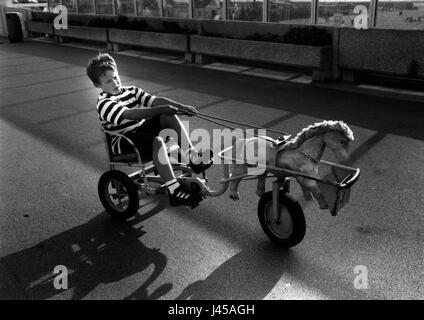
[133,87,197,117]
[151,97,197,116]
[122,105,179,121]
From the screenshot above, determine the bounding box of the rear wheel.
[258,191,306,248]
[98,170,139,221]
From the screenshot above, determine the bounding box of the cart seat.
[102,127,153,164]
[110,152,153,163]
[111,153,138,163]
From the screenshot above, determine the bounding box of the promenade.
[0,41,422,300]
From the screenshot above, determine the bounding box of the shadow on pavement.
[176,243,292,300]
[176,242,386,300]
[342,132,387,167]
[281,251,388,300]
[174,201,386,300]
[0,202,170,300]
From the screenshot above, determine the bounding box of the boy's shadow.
[1,200,170,300]
[176,243,295,300]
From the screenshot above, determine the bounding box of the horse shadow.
[1,200,171,300]
[175,240,384,300]
[175,243,294,300]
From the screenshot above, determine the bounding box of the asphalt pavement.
[0,41,422,300]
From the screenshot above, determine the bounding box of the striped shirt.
[96,85,156,155]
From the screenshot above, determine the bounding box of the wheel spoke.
[258,191,305,247]
[265,202,293,239]
[99,170,140,221]
[107,179,129,212]
[116,183,124,210]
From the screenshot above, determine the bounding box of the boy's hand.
[178,105,197,117]
[163,105,179,116]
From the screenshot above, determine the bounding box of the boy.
[86,53,212,207]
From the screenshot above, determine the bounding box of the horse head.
[282,120,354,162]
[322,121,354,161]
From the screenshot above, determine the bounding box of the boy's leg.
[152,136,175,182]
[159,114,193,162]
[152,136,201,206]
[121,130,198,204]
[159,115,213,169]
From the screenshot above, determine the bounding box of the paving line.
[289,75,313,84]
[358,84,424,97]
[203,62,253,73]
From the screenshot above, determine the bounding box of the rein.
[185,109,327,167]
[184,110,291,142]
[299,150,320,163]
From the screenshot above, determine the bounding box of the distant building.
[413,2,424,8]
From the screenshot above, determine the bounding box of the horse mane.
[283,120,354,150]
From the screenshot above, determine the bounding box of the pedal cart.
[98,114,360,248]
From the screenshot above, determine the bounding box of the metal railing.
[41,0,424,29]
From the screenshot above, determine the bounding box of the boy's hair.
[86,53,117,85]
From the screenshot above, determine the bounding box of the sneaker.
[168,184,202,209]
[188,149,214,174]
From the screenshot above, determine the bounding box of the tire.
[258,191,306,248]
[98,170,139,221]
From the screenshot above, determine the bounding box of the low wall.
[137,16,200,34]
[109,29,189,52]
[0,6,7,38]
[3,6,31,38]
[201,20,295,39]
[21,10,424,81]
[191,35,331,70]
[338,28,424,79]
[25,20,53,35]
[55,25,108,43]
[200,20,337,39]
[30,10,56,23]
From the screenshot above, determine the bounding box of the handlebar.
[339,168,361,189]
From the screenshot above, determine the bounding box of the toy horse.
[228,120,354,209]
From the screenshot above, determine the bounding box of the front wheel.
[258,191,306,248]
[98,170,139,221]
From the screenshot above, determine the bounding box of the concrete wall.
[55,25,108,43]
[191,35,331,69]
[0,0,15,38]
[5,7,32,39]
[20,11,424,80]
[26,20,54,35]
[109,29,188,51]
[0,7,7,38]
[30,12,201,34]
[201,20,301,39]
[338,28,424,79]
[138,17,200,34]
[200,19,338,38]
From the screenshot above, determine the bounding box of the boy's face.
[96,68,121,95]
